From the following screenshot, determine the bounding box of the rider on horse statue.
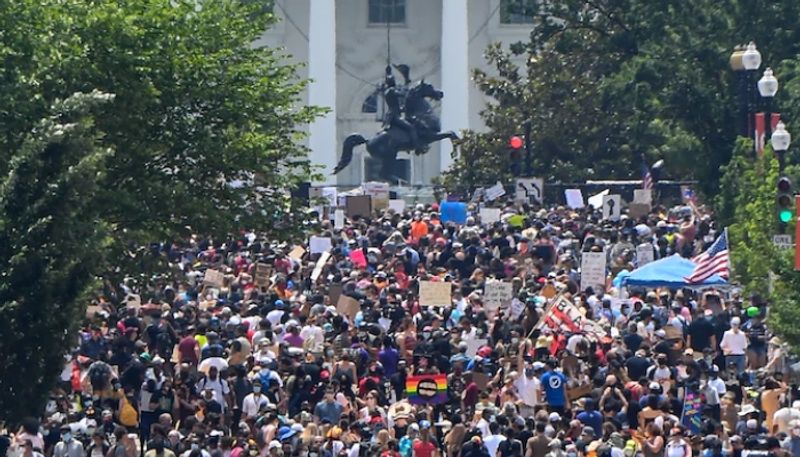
[382,64,424,154]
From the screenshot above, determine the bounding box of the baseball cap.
[549,412,561,422]
[419,420,431,430]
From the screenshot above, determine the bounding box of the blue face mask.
[62,433,72,442]
[253,386,262,393]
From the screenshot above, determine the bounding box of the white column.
[439,0,470,173]
[307,0,337,184]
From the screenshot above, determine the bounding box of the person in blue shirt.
[540,358,568,413]
[576,398,604,436]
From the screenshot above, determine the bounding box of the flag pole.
[725,227,734,281]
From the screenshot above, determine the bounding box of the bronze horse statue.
[332,80,458,181]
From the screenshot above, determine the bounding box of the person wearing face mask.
[241,380,270,419]
[53,425,84,457]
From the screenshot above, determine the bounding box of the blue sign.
[439,201,467,225]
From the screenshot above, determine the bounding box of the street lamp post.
[742,42,763,141]
[772,121,791,172]
[758,67,779,141]
[729,45,747,137]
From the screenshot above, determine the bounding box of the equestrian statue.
[332,64,458,181]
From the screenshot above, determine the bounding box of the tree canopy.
[442,0,800,194]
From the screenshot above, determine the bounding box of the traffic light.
[509,135,523,176]
[777,176,793,227]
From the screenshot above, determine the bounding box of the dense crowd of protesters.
[2,196,798,457]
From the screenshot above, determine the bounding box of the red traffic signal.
[509,135,524,149]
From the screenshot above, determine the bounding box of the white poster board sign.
[602,194,622,221]
[580,251,607,292]
[309,236,332,254]
[565,189,585,209]
[633,189,652,205]
[388,199,406,213]
[588,189,609,209]
[419,281,452,307]
[484,280,514,312]
[334,209,345,230]
[311,251,331,282]
[485,182,506,201]
[479,207,501,225]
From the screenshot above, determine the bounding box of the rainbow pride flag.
[406,374,448,405]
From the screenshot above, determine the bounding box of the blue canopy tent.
[621,254,727,289]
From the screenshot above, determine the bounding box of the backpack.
[120,396,138,427]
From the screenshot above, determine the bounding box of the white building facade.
[256,0,535,186]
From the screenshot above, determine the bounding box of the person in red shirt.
[412,420,439,457]
[177,327,200,366]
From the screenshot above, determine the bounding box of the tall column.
[439,0,470,173]
[308,0,337,184]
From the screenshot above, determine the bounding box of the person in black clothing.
[622,323,643,352]
[687,310,717,352]
[625,350,651,381]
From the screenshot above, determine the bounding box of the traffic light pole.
[523,119,533,177]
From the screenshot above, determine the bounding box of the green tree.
[0,0,323,251]
[442,0,800,194]
[0,91,113,420]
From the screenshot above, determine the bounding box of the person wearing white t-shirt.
[720,317,748,374]
[515,342,541,418]
[484,422,507,457]
[241,380,271,419]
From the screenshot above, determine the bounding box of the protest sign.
[334,209,345,229]
[388,199,406,213]
[346,195,372,219]
[602,194,622,221]
[309,236,332,254]
[484,280,514,312]
[633,189,652,205]
[565,189,585,209]
[636,243,654,266]
[479,207,501,225]
[363,181,390,210]
[485,182,506,201]
[321,186,338,207]
[516,178,544,204]
[311,251,331,282]
[419,281,452,307]
[336,295,360,321]
[349,248,367,268]
[536,295,607,340]
[254,263,272,288]
[439,201,467,224]
[203,269,225,288]
[406,374,448,405]
[587,189,609,209]
[465,338,488,358]
[540,284,557,299]
[681,389,704,434]
[580,251,606,292]
[510,298,526,319]
[288,246,305,261]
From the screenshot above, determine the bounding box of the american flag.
[686,229,730,283]
[642,163,653,190]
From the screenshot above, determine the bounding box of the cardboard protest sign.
[439,201,467,224]
[419,281,452,307]
[602,194,622,221]
[349,248,367,268]
[311,251,331,282]
[336,295,360,321]
[479,207,501,225]
[565,189,585,209]
[636,243,654,266]
[334,209,345,229]
[516,178,544,204]
[663,324,682,340]
[484,280,514,312]
[254,263,272,288]
[363,182,390,210]
[485,182,506,201]
[203,269,225,288]
[346,195,372,219]
[406,374,448,405]
[328,283,343,306]
[288,246,306,261]
[540,284,557,299]
[633,189,652,205]
[309,236,332,254]
[580,251,606,292]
